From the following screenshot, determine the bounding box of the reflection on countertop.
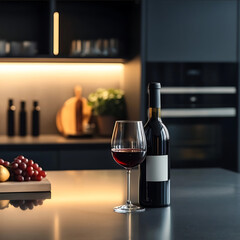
[0,192,51,211]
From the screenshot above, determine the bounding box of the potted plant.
[88,88,127,136]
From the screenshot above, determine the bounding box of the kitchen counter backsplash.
[0,63,123,135]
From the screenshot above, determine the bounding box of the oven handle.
[161,87,236,94]
[162,108,236,118]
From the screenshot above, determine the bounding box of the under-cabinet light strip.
[53,12,59,56]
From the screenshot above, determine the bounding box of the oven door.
[162,109,237,170]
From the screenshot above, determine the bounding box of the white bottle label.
[146,155,168,182]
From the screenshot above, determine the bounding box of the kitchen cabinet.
[0,0,140,62]
[0,135,119,170]
[140,0,240,172]
[0,0,50,57]
[146,0,237,62]
[59,149,119,170]
[0,150,58,170]
[56,0,139,59]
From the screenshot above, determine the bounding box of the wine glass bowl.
[111,120,147,213]
[111,148,146,169]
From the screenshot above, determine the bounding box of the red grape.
[27,160,34,166]
[14,159,22,164]
[24,176,31,181]
[12,163,18,169]
[3,161,10,167]
[15,175,24,182]
[33,163,39,170]
[36,175,43,181]
[14,169,22,175]
[27,166,34,176]
[17,155,25,160]
[40,171,46,178]
[0,159,4,165]
[19,162,27,170]
[22,158,29,164]
[33,170,39,177]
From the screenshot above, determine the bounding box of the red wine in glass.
[111,148,146,169]
[111,120,147,213]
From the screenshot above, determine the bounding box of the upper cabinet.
[0,0,50,57]
[56,0,139,59]
[0,0,140,62]
[146,0,238,62]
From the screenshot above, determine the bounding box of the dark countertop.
[0,168,240,240]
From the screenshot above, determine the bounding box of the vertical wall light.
[53,12,59,56]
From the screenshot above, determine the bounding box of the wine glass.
[111,120,147,213]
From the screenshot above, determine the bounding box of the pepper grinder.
[19,101,27,136]
[7,99,15,136]
[32,101,40,136]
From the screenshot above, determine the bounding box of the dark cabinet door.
[146,0,237,62]
[0,151,58,170]
[0,1,51,57]
[59,149,120,170]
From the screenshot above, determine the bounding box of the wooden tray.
[0,178,51,193]
[0,191,51,200]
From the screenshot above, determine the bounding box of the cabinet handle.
[53,12,59,55]
[161,87,236,94]
[161,108,236,118]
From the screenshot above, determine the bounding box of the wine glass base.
[113,204,145,213]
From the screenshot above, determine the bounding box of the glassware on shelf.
[91,39,102,57]
[70,40,82,56]
[0,40,9,56]
[9,41,38,56]
[81,40,92,57]
[22,41,38,56]
[102,39,109,57]
[109,38,119,57]
[70,38,120,58]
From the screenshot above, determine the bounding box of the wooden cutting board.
[56,86,92,136]
[0,178,51,193]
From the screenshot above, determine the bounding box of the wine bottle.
[139,82,170,207]
[19,101,27,136]
[7,99,15,136]
[32,101,40,136]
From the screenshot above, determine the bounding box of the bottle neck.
[148,86,161,119]
[149,107,161,119]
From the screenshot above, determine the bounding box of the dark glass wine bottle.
[32,101,40,136]
[7,99,15,136]
[19,101,27,136]
[139,82,170,207]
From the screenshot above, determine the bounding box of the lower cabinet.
[0,151,59,170]
[59,149,118,170]
[0,144,120,170]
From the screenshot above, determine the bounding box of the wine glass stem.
[127,169,132,206]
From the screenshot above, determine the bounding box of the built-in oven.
[146,62,238,170]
